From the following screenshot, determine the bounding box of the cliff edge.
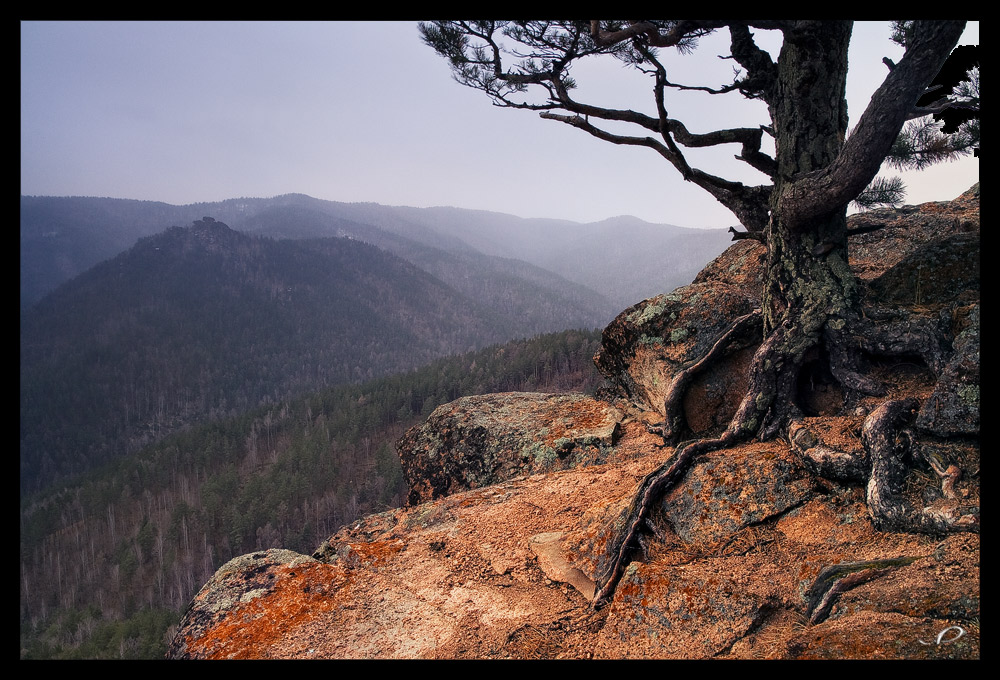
[168,186,979,659]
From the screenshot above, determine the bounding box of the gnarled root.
[805,556,920,624]
[590,303,973,608]
[850,306,952,373]
[789,399,978,534]
[919,448,963,500]
[788,419,867,481]
[660,310,762,445]
[822,305,952,406]
[864,399,979,533]
[591,432,740,608]
[592,319,797,608]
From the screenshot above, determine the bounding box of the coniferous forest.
[21,324,606,658]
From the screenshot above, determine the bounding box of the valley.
[19,195,730,658]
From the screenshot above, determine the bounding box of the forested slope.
[20,328,605,659]
[21,218,519,492]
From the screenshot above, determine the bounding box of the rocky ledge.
[398,392,622,505]
[168,186,979,659]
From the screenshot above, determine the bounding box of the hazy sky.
[21,21,979,228]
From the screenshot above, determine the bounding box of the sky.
[20,21,979,229]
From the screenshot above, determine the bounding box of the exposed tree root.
[592,432,743,608]
[851,305,952,374]
[660,310,763,445]
[804,557,919,624]
[920,449,963,500]
[593,319,801,607]
[788,420,867,481]
[790,398,977,534]
[592,304,976,609]
[863,399,979,534]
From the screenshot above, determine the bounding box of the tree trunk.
[744,21,858,436]
[750,208,860,435]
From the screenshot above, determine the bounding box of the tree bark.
[746,23,858,435]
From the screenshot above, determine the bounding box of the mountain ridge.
[21,193,732,311]
[21,216,558,492]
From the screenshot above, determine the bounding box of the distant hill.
[20,194,733,311]
[235,204,618,335]
[19,192,733,489]
[348,204,735,308]
[19,218,562,491]
[20,196,190,309]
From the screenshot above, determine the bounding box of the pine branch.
[886,118,978,171]
[853,176,906,211]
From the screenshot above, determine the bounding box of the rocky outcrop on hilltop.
[168,186,979,660]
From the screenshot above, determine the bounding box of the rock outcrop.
[593,184,980,433]
[398,392,622,505]
[594,281,758,429]
[169,186,979,660]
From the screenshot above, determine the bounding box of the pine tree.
[421,20,976,605]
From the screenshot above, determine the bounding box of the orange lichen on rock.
[174,541,405,659]
[184,561,352,659]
